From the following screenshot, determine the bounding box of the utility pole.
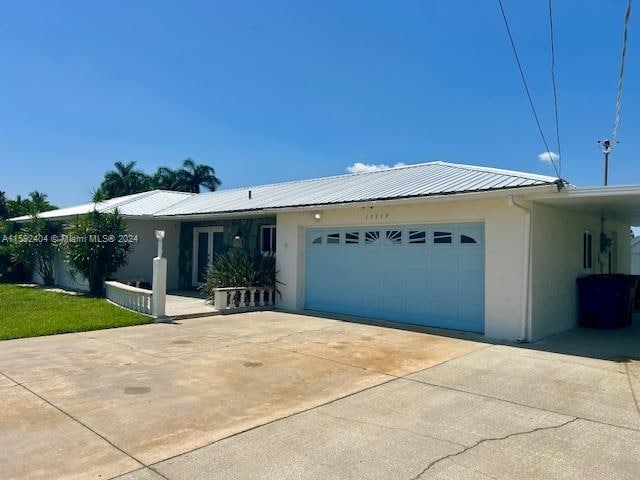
[597,139,617,186]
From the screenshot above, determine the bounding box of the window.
[433,231,452,244]
[327,233,340,244]
[408,230,426,244]
[460,226,482,245]
[345,232,360,244]
[583,231,593,269]
[260,225,276,254]
[311,235,322,245]
[386,230,402,244]
[365,231,380,245]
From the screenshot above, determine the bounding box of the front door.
[192,227,224,286]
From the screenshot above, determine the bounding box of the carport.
[532,184,640,337]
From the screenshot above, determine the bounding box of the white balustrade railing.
[105,281,153,315]
[212,287,276,312]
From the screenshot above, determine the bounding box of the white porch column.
[152,230,167,318]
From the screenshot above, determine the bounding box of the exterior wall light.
[313,212,322,221]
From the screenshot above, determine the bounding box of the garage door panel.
[381,268,406,289]
[459,278,483,302]
[382,295,405,315]
[406,298,432,317]
[459,303,484,325]
[404,269,430,295]
[458,251,484,271]
[431,300,460,324]
[431,251,459,270]
[305,223,484,333]
[403,248,430,266]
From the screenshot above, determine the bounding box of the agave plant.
[199,250,278,302]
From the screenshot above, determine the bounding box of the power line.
[612,0,632,141]
[497,0,561,178]
[548,0,562,177]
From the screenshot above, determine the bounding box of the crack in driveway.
[315,410,468,449]
[408,417,578,480]
[625,364,640,420]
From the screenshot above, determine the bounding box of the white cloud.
[537,151,560,163]
[346,162,406,174]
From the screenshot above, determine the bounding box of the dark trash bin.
[577,274,639,329]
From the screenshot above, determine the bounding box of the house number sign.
[364,212,390,221]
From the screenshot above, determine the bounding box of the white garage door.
[304,223,485,333]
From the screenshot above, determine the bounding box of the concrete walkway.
[1,312,638,479]
[164,291,217,318]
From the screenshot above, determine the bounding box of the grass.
[0,283,153,340]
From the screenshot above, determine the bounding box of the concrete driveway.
[0,312,638,479]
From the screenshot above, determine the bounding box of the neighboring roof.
[154,161,561,217]
[9,190,194,222]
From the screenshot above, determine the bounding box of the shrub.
[0,220,31,283]
[13,217,61,286]
[65,209,132,296]
[199,250,277,300]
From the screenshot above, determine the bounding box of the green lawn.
[0,284,152,340]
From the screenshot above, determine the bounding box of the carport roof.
[153,161,561,217]
[535,184,640,225]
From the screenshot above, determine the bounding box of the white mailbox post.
[152,230,167,318]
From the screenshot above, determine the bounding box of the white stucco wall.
[276,196,530,341]
[530,202,631,341]
[32,219,182,292]
[32,251,91,292]
[114,219,181,291]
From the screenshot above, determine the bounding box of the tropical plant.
[7,195,29,217]
[0,220,31,283]
[13,217,61,286]
[0,191,7,219]
[152,166,182,190]
[199,251,277,301]
[27,191,56,215]
[99,161,151,199]
[175,158,221,193]
[91,188,107,203]
[65,209,133,296]
[0,192,57,219]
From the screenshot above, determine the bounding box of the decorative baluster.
[259,288,266,306]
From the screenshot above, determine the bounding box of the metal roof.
[154,162,560,217]
[9,190,194,222]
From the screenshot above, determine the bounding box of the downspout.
[508,195,532,342]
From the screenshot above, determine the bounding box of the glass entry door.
[192,227,224,286]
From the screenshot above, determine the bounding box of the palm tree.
[28,191,55,214]
[176,158,221,193]
[99,161,151,199]
[152,167,181,190]
[7,195,29,217]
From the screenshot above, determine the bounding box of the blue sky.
[0,1,638,208]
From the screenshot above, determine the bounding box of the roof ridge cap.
[437,162,559,182]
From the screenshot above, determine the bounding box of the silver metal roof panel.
[154,161,559,216]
